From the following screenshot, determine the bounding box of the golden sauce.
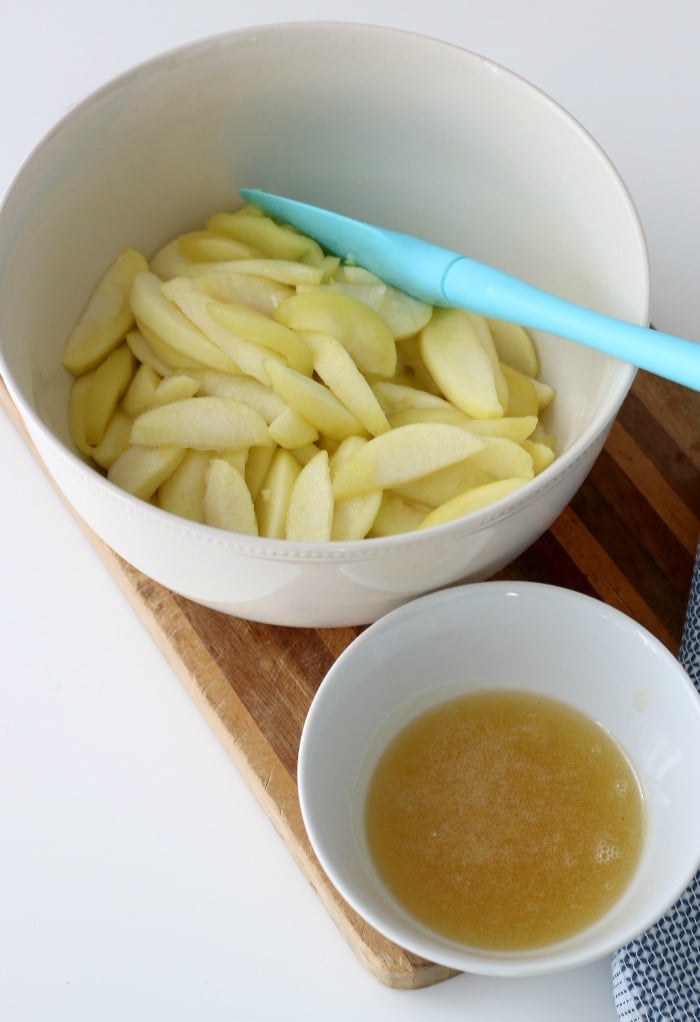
[364,690,644,950]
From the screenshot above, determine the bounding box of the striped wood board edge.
[1,370,698,989]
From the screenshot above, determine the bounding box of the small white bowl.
[0,23,648,626]
[298,582,700,976]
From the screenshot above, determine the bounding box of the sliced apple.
[158,449,211,523]
[419,307,508,418]
[330,437,382,540]
[203,458,258,535]
[208,298,313,376]
[177,230,260,262]
[84,343,136,446]
[62,247,148,375]
[131,396,270,450]
[303,331,391,436]
[130,272,240,373]
[206,211,325,265]
[273,289,397,377]
[265,359,364,441]
[331,423,486,500]
[90,409,133,470]
[418,477,527,529]
[255,448,302,539]
[108,444,185,500]
[286,449,334,542]
[486,317,539,377]
[268,406,319,449]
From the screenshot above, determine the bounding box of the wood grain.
[1,370,698,989]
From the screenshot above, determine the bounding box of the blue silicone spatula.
[240,188,700,392]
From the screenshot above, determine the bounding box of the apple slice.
[207,298,313,376]
[486,317,539,377]
[108,445,185,500]
[206,211,325,265]
[286,449,334,542]
[330,437,383,541]
[84,343,136,446]
[92,409,133,470]
[265,359,364,441]
[158,449,211,523]
[177,230,260,263]
[419,308,507,418]
[255,448,302,539]
[130,272,240,373]
[203,458,258,535]
[273,289,397,377]
[303,331,391,436]
[418,477,527,528]
[62,247,148,374]
[131,396,270,450]
[331,423,486,500]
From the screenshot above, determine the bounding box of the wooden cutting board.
[1,370,698,989]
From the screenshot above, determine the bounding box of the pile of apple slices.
[62,204,556,541]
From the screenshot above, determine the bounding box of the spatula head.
[239,188,457,304]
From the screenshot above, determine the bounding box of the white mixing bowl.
[0,23,647,626]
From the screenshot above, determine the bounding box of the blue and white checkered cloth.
[612,542,700,1022]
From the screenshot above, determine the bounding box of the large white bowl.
[298,581,700,975]
[0,23,647,626]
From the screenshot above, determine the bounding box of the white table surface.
[1,3,697,1019]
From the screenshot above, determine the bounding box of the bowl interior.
[298,581,700,975]
[0,22,645,466]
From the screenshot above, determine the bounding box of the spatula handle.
[441,257,700,391]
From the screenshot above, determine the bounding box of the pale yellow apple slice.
[92,409,133,470]
[130,272,240,373]
[330,437,383,541]
[419,307,507,418]
[255,448,302,539]
[203,459,258,535]
[418,477,527,529]
[158,449,211,523]
[523,439,556,474]
[268,406,319,449]
[486,317,539,377]
[331,423,486,500]
[108,445,185,500]
[186,369,286,422]
[177,230,260,263]
[188,258,324,287]
[245,445,277,501]
[387,405,538,443]
[68,372,95,457]
[368,491,432,536]
[84,343,136,446]
[124,328,173,378]
[265,359,364,441]
[393,460,496,508]
[206,211,325,265]
[371,380,451,415]
[208,298,313,376]
[62,247,148,375]
[187,269,292,314]
[500,363,540,417]
[469,436,535,480]
[286,449,334,542]
[122,363,161,417]
[273,289,397,377]
[130,396,270,450]
[303,331,391,437]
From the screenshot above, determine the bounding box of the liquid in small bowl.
[364,689,645,951]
